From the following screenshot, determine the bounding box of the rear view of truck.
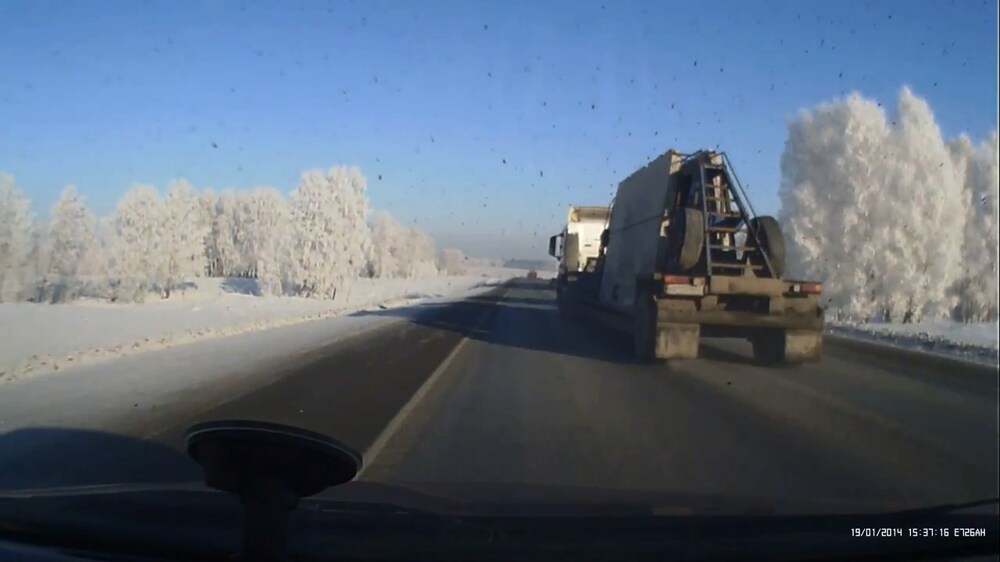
[548,206,611,318]
[557,150,824,365]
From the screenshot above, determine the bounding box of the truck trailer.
[548,149,824,365]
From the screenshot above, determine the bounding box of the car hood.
[0,479,919,517]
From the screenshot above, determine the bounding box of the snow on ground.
[830,320,999,366]
[0,307,401,432]
[0,267,525,383]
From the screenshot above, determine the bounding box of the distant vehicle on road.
[550,149,824,365]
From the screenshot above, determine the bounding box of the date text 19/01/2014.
[851,528,988,538]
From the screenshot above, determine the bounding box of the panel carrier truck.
[548,149,824,365]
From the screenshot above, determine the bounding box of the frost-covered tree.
[287,166,372,299]
[368,211,438,279]
[780,93,890,320]
[87,214,118,298]
[200,188,223,277]
[0,174,34,301]
[3,163,444,303]
[239,187,291,295]
[438,248,466,275]
[780,87,978,323]
[234,193,259,278]
[24,219,49,301]
[950,132,1000,321]
[205,190,243,278]
[43,186,99,302]
[883,88,967,320]
[162,179,209,295]
[403,226,438,278]
[109,184,166,302]
[368,211,404,278]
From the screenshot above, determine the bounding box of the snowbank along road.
[0,278,996,511]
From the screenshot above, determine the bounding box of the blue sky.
[1,0,997,259]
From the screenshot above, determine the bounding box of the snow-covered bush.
[780,87,998,323]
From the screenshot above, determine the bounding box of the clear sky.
[1,0,997,259]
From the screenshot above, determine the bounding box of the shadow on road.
[461,294,553,307]
[697,341,758,365]
[353,278,635,363]
[0,427,200,490]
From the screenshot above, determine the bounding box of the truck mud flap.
[753,329,822,365]
[655,323,700,360]
[784,329,822,363]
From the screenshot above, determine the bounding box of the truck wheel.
[749,216,785,278]
[633,291,656,363]
[668,207,705,272]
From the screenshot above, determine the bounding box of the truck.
[547,206,611,312]
[548,149,824,365]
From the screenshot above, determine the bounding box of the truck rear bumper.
[653,295,824,362]
[566,292,824,363]
[656,307,824,332]
[656,294,823,331]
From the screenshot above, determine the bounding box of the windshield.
[0,0,997,531]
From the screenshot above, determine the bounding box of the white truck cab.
[548,206,611,274]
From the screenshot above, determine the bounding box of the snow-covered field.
[0,268,526,383]
[829,320,999,366]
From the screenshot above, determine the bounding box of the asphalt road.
[1,278,997,511]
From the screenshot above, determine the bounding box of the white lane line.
[359,285,508,475]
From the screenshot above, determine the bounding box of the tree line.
[780,87,998,323]
[0,166,468,303]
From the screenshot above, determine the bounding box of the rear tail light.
[662,275,692,285]
[799,282,822,294]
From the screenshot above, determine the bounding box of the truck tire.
[749,216,785,278]
[633,290,656,363]
[667,207,704,272]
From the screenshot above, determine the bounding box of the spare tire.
[749,216,786,278]
[667,207,705,272]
